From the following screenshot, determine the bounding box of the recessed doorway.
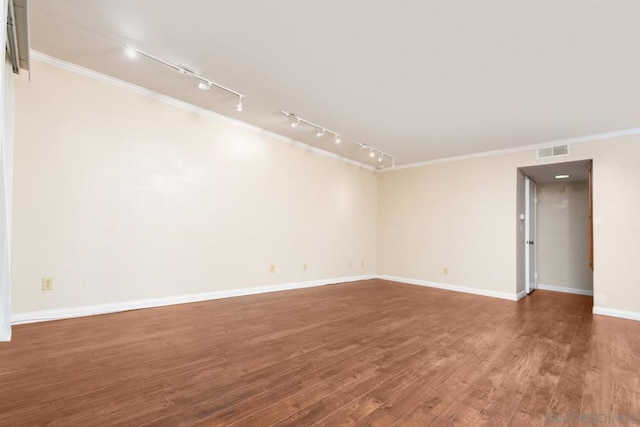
[517,160,594,299]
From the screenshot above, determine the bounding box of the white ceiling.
[28,0,640,166]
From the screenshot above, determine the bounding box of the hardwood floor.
[1,279,639,426]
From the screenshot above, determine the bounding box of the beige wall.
[377,153,519,296]
[536,181,593,292]
[11,61,378,313]
[12,59,640,318]
[378,138,640,313]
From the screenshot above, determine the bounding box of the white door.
[525,177,537,294]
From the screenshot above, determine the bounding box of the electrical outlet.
[270,264,275,273]
[303,263,307,271]
[443,267,448,275]
[349,262,352,269]
[42,277,54,291]
[361,260,365,267]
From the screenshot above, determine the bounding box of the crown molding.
[29,50,376,172]
[28,51,640,174]
[383,127,640,172]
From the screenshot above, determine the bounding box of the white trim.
[593,306,640,322]
[383,127,640,172]
[377,275,519,301]
[29,51,375,172]
[537,284,593,296]
[11,274,616,326]
[525,177,531,294]
[11,275,373,325]
[30,51,640,173]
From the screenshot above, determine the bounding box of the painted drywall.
[536,181,592,292]
[378,138,640,314]
[11,60,377,313]
[377,153,519,295]
[10,56,640,319]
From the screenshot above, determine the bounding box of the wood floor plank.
[1,279,639,426]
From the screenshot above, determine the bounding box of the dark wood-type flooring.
[1,279,639,426]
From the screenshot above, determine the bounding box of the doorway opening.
[517,160,594,299]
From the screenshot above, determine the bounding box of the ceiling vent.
[537,144,569,159]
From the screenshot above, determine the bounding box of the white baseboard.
[593,306,640,322]
[16,275,622,326]
[537,284,594,296]
[11,275,374,325]
[377,275,519,301]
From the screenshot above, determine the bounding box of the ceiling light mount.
[124,44,246,112]
[281,111,342,142]
[358,143,396,169]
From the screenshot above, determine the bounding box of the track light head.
[316,129,326,138]
[124,45,137,59]
[358,143,394,167]
[123,45,245,112]
[291,117,300,128]
[335,134,341,144]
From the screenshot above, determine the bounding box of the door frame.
[524,176,537,294]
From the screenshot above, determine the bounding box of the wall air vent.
[537,144,569,159]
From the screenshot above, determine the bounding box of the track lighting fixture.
[281,111,342,143]
[358,143,396,168]
[124,44,246,112]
